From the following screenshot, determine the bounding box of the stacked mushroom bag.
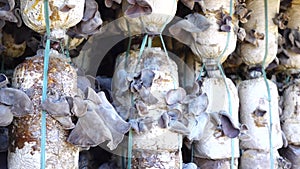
[237,0,284,168]
[277,1,300,168]
[113,48,187,168]
[169,0,241,168]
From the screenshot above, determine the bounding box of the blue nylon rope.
[215,0,234,168]
[125,19,132,69]
[126,34,148,169]
[41,0,51,168]
[127,129,133,169]
[262,0,274,168]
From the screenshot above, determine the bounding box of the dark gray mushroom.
[0,0,18,23]
[68,89,130,150]
[252,107,267,117]
[279,145,300,168]
[70,96,87,117]
[0,74,8,88]
[169,120,190,135]
[140,69,155,88]
[185,81,200,96]
[186,112,209,141]
[169,13,211,45]
[136,100,148,116]
[238,124,251,141]
[105,0,122,8]
[210,111,242,138]
[244,29,265,47]
[85,87,101,105]
[182,163,198,169]
[235,2,252,23]
[282,28,300,54]
[165,87,186,105]
[67,0,102,38]
[124,0,152,18]
[67,108,110,148]
[41,97,71,117]
[251,107,268,127]
[217,11,232,32]
[129,117,153,134]
[282,130,288,148]
[0,88,33,117]
[77,76,92,94]
[41,97,75,129]
[158,111,190,135]
[273,12,289,30]
[0,0,15,11]
[236,27,246,41]
[0,10,17,23]
[0,104,13,126]
[58,3,76,12]
[138,86,158,105]
[219,111,240,138]
[95,91,131,149]
[187,93,208,116]
[180,0,196,10]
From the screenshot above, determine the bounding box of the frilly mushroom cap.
[0,10,17,23]
[0,74,9,88]
[182,162,198,169]
[219,111,240,138]
[0,104,13,126]
[165,87,187,105]
[0,0,15,11]
[41,97,71,117]
[124,0,152,18]
[20,0,85,34]
[0,0,18,23]
[188,93,208,116]
[68,89,130,150]
[0,88,33,117]
[279,145,300,168]
[186,112,209,141]
[70,96,88,117]
[105,0,122,8]
[67,0,102,39]
[180,0,197,10]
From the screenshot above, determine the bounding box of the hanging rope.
[41,0,51,168]
[215,0,234,168]
[262,0,274,168]
[125,34,149,169]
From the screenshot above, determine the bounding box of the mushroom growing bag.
[238,78,283,151]
[113,47,184,168]
[8,50,79,169]
[281,82,300,145]
[193,75,239,160]
[20,0,84,34]
[239,0,279,67]
[169,0,238,63]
